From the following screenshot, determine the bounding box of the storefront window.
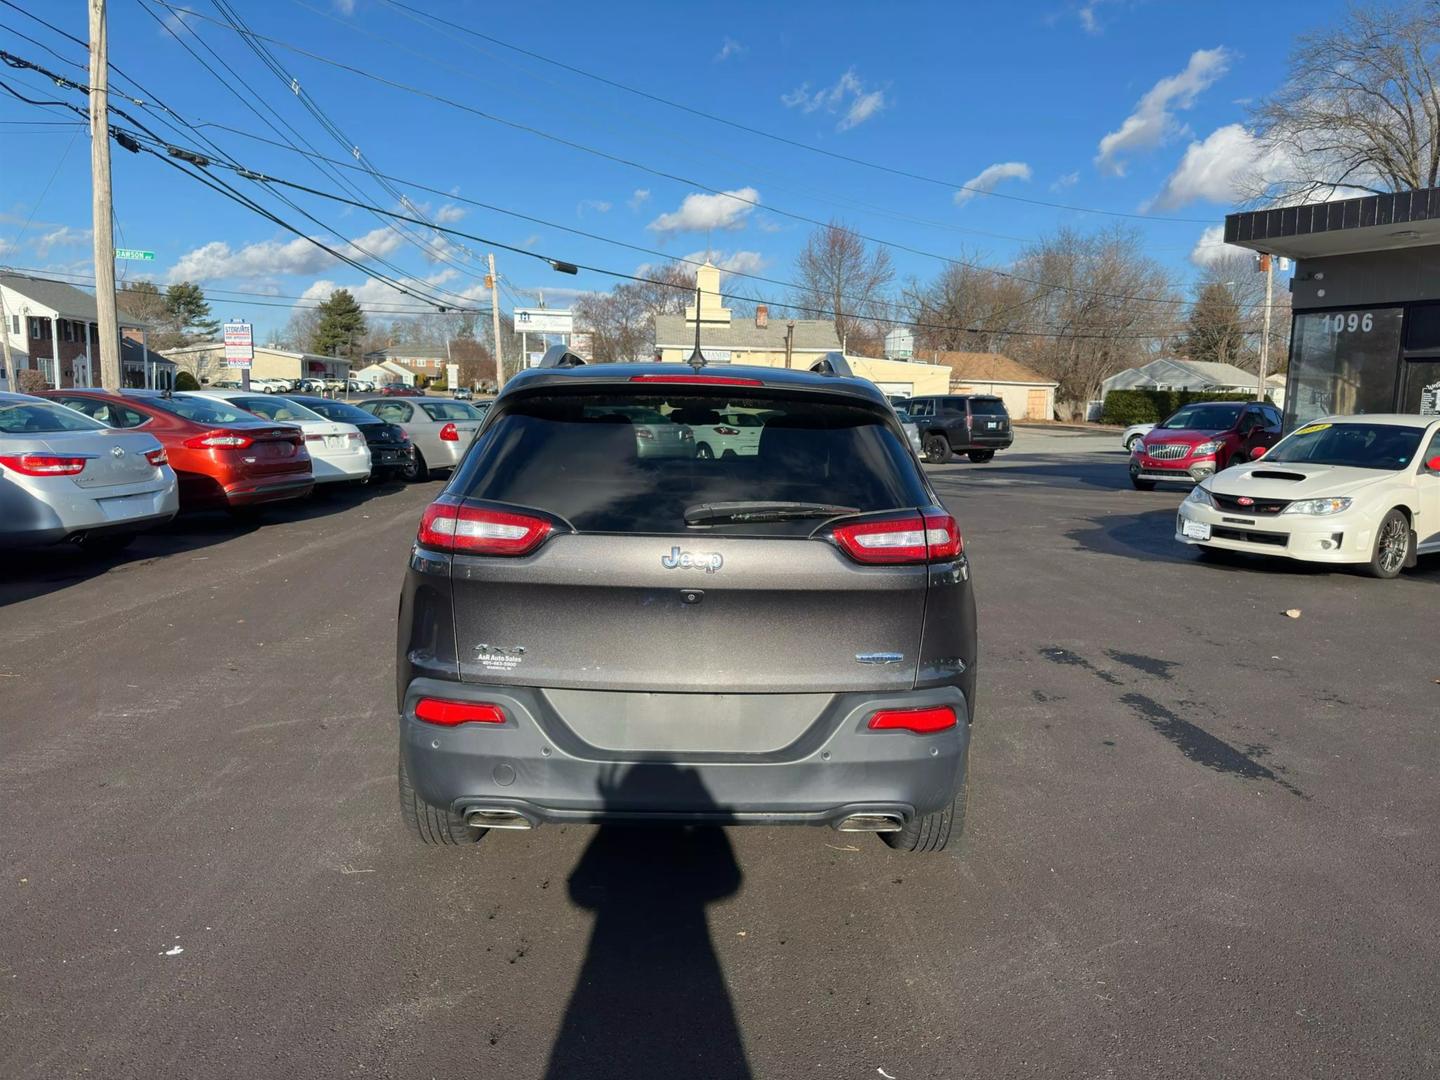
[1285,308,1404,427]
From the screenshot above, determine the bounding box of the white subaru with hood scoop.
[1175,414,1440,579]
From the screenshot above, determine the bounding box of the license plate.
[324,435,345,449]
[1182,520,1211,541]
[987,421,998,429]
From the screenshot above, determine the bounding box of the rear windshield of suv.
[452,389,927,536]
[968,398,1008,416]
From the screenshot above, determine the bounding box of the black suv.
[906,394,1013,463]
[395,361,977,853]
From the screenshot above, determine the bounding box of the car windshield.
[148,395,257,424]
[1160,404,1242,430]
[227,396,328,423]
[452,389,925,537]
[1265,422,1425,471]
[298,399,378,424]
[0,399,108,433]
[969,398,1007,416]
[420,401,483,421]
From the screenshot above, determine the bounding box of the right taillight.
[417,500,554,556]
[828,510,963,565]
[184,430,254,449]
[0,453,88,476]
[439,422,460,441]
[868,705,957,734]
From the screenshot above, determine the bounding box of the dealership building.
[1225,187,1440,427]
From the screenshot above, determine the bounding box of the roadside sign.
[223,321,254,369]
[514,308,573,334]
[114,248,155,261]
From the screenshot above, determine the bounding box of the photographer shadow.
[544,763,751,1080]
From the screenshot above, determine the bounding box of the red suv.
[1130,401,1283,490]
[43,389,314,510]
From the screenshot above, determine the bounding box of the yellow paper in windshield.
[1294,423,1331,436]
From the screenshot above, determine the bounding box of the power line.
[376,0,1212,225]
[141,1,1219,308]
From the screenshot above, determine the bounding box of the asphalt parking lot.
[3,433,1438,1080]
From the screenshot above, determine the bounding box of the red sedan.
[42,389,314,510]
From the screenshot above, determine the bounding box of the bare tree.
[574,287,651,362]
[790,220,894,352]
[904,259,1036,356]
[1006,226,1180,412]
[1249,1,1440,201]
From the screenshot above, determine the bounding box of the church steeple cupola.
[684,260,732,325]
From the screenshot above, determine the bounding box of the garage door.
[1027,389,1049,419]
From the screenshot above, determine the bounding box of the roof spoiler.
[809,352,854,377]
[537,344,587,369]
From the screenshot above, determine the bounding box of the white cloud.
[1149,123,1267,209]
[1051,171,1080,191]
[714,37,745,62]
[1095,47,1231,175]
[577,199,613,216]
[159,9,194,37]
[782,69,887,131]
[333,0,356,13]
[1188,225,1250,267]
[33,225,91,257]
[522,234,541,248]
[434,204,467,224]
[166,225,408,282]
[682,249,769,279]
[647,187,760,235]
[628,189,651,211]
[953,162,1032,206]
[300,269,466,311]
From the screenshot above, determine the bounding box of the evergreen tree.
[164,282,220,342]
[313,289,368,359]
[1181,282,1246,367]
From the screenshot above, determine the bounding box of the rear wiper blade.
[684,501,860,525]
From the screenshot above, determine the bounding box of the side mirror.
[1427,455,1440,473]
[1251,446,1268,459]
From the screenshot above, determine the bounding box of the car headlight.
[1191,441,1222,456]
[1282,497,1353,516]
[1184,486,1215,507]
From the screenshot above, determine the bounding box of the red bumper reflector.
[867,705,958,734]
[414,698,507,726]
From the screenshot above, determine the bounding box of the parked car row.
[0,387,495,551]
[1128,400,1440,579]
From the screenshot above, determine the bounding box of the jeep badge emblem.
[661,546,723,573]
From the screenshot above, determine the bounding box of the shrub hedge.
[1101,389,1274,426]
[174,370,201,391]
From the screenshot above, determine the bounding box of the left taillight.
[417,501,553,556]
[414,698,506,726]
[145,448,168,467]
[0,453,88,476]
[827,509,963,565]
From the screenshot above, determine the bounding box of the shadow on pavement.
[545,764,750,1080]
[0,477,416,608]
[929,453,1133,492]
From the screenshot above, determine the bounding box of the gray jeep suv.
[395,358,977,852]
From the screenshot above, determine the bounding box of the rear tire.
[403,450,428,482]
[1365,509,1412,579]
[695,443,714,460]
[923,435,951,464]
[967,450,995,463]
[398,752,484,846]
[882,773,968,854]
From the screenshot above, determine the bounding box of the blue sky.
[0,0,1353,340]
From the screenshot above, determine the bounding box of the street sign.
[114,248,155,261]
[223,321,254,369]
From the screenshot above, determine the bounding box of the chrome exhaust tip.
[464,808,535,830]
[835,813,904,833]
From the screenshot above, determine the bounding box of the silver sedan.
[0,392,179,551]
[354,397,486,479]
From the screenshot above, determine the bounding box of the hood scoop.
[1249,470,1308,482]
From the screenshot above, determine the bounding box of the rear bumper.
[311,448,372,483]
[224,476,315,506]
[0,478,177,548]
[400,679,970,826]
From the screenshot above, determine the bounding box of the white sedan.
[1175,414,1440,579]
[182,391,371,485]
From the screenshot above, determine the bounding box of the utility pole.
[0,287,17,390]
[784,320,795,369]
[487,252,506,389]
[89,0,123,391]
[1256,253,1273,402]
